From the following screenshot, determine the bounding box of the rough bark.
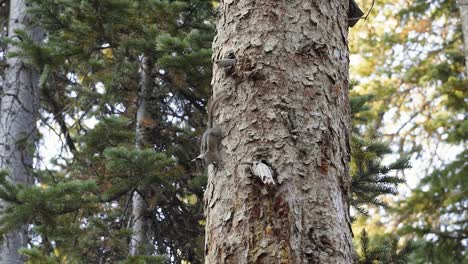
[459,0,468,77]
[0,1,43,263]
[129,56,152,255]
[204,0,354,263]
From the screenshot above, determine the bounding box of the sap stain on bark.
[244,189,292,263]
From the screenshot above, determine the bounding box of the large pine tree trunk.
[129,56,152,255]
[205,0,354,263]
[0,1,43,263]
[459,0,468,77]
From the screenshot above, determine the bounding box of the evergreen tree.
[0,0,214,262]
[396,151,467,264]
[355,229,415,264]
[204,0,356,262]
[349,85,410,215]
[350,0,467,261]
[0,0,44,262]
[0,0,463,263]
[349,83,414,263]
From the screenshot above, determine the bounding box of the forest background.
[0,0,466,263]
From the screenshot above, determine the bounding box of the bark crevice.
[205,0,353,263]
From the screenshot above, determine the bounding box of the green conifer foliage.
[355,229,415,264]
[0,0,463,262]
[350,84,409,215]
[350,0,467,261]
[349,83,414,262]
[0,0,214,262]
[395,150,467,264]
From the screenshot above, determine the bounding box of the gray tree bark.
[129,56,152,256]
[204,0,354,263]
[459,0,468,77]
[0,1,43,263]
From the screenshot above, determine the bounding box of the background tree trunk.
[0,1,43,263]
[459,0,468,77]
[204,0,354,263]
[129,56,152,255]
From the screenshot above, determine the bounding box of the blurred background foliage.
[350,0,467,263]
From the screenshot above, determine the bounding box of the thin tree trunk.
[205,0,354,263]
[0,1,43,263]
[129,56,152,255]
[459,0,468,77]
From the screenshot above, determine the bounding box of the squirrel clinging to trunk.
[193,94,226,170]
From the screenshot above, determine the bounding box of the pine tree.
[0,0,44,262]
[349,85,414,263]
[355,229,415,264]
[349,85,409,215]
[0,0,463,263]
[0,0,214,262]
[396,151,467,264]
[204,0,355,262]
[349,0,467,261]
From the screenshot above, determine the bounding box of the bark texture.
[205,0,353,263]
[459,0,468,77]
[129,56,152,255]
[0,1,43,263]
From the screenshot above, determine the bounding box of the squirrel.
[215,49,236,69]
[193,94,226,169]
